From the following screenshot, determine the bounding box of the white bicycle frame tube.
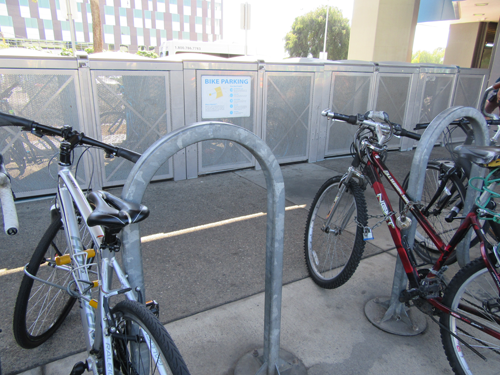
[57,166,163,375]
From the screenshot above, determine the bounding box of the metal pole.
[65,0,77,55]
[121,122,288,375]
[323,6,329,54]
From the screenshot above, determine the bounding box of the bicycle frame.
[27,164,148,375]
[339,148,500,339]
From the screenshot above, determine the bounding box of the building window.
[150,28,156,46]
[135,0,142,10]
[157,0,166,12]
[195,16,202,33]
[56,0,66,21]
[19,0,30,18]
[173,30,178,39]
[169,0,177,14]
[43,19,54,40]
[75,22,85,42]
[183,31,189,40]
[104,6,115,26]
[104,24,114,44]
[145,10,151,29]
[183,14,189,32]
[25,18,40,39]
[172,13,180,31]
[206,17,211,34]
[196,0,202,17]
[137,27,144,46]
[121,0,131,8]
[38,0,51,20]
[184,0,191,16]
[121,26,131,45]
[133,9,143,28]
[160,29,167,43]
[119,8,127,26]
[61,20,71,41]
[155,12,164,29]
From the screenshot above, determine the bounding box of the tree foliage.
[284,6,350,60]
[411,48,445,64]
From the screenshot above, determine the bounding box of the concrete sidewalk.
[4,147,457,374]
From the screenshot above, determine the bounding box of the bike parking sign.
[201,75,251,119]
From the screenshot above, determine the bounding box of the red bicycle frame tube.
[367,151,500,291]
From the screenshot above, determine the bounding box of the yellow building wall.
[348,0,419,62]
[443,23,480,68]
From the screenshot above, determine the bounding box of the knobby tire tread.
[304,177,367,289]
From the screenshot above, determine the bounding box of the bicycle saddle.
[87,191,150,230]
[454,145,500,168]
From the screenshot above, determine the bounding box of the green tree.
[411,48,445,64]
[284,6,350,60]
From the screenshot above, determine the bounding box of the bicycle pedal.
[69,361,87,375]
[146,300,159,317]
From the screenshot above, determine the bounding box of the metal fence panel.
[325,73,373,156]
[90,70,173,187]
[263,72,313,163]
[418,73,456,124]
[0,69,84,197]
[374,74,412,148]
[453,74,486,108]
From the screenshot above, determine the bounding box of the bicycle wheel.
[111,300,190,375]
[304,176,367,289]
[13,210,93,349]
[440,255,500,375]
[400,161,466,265]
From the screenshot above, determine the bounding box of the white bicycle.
[0,112,190,375]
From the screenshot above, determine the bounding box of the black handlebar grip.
[116,148,141,163]
[400,129,421,141]
[0,111,35,129]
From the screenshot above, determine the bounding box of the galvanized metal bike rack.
[120,122,288,375]
[365,106,489,335]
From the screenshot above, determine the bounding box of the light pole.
[319,6,329,60]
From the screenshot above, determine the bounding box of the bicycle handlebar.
[0,154,18,235]
[321,109,421,141]
[0,111,141,163]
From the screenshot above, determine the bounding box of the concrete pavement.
[2,147,459,374]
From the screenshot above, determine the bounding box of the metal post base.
[364,297,427,336]
[234,348,306,375]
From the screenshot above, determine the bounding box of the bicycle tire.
[111,300,191,375]
[13,211,92,349]
[304,176,367,289]
[400,161,466,265]
[440,255,500,375]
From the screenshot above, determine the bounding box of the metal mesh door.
[0,71,82,197]
[264,73,312,163]
[326,74,371,156]
[419,74,454,123]
[92,72,172,186]
[375,74,411,148]
[453,75,484,108]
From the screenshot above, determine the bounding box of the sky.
[222,1,450,59]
